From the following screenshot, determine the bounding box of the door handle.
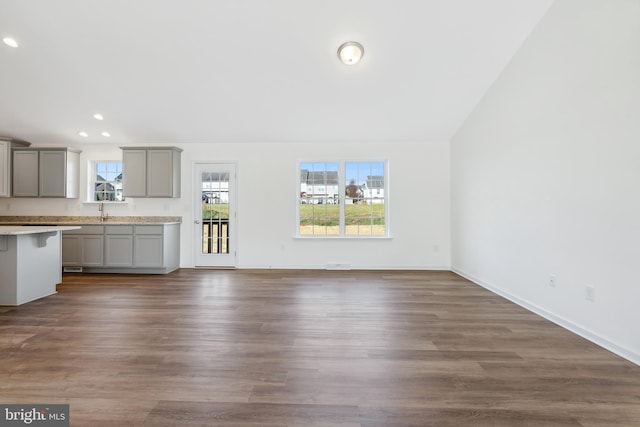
[194,219,201,224]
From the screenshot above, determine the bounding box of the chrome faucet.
[98,202,109,222]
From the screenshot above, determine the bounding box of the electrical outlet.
[585,285,595,302]
[549,275,556,287]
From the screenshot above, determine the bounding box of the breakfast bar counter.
[0,225,80,305]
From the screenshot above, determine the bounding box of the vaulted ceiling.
[0,0,555,145]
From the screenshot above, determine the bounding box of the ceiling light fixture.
[338,41,364,65]
[2,37,18,48]
[78,131,88,137]
[93,113,104,120]
[101,131,110,137]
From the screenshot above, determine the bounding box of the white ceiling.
[0,0,555,145]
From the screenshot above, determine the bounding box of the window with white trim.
[89,160,124,202]
[298,161,387,237]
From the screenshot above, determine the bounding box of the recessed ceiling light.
[338,41,364,65]
[2,37,18,48]
[101,131,110,137]
[78,131,89,137]
[93,113,104,121]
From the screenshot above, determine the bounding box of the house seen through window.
[298,161,387,237]
[92,161,123,201]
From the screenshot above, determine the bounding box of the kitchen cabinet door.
[105,235,133,267]
[134,235,164,267]
[12,150,39,197]
[122,149,147,197]
[63,235,104,267]
[0,141,9,197]
[147,149,180,197]
[2,140,31,197]
[62,235,81,266]
[81,235,104,266]
[39,150,67,197]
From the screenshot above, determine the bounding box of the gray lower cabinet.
[62,225,104,267]
[105,226,134,267]
[62,223,179,274]
[133,225,180,271]
[80,236,104,266]
[134,225,164,267]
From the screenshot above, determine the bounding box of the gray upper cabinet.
[0,140,8,197]
[12,147,81,198]
[147,149,181,197]
[49,148,80,198]
[1,138,31,197]
[121,146,182,198]
[12,150,39,197]
[121,149,147,197]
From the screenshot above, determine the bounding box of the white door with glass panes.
[194,163,236,267]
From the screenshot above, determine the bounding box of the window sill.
[83,201,128,205]
[293,235,393,240]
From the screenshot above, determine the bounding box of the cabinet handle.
[194,219,201,224]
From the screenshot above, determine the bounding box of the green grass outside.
[299,203,385,226]
[202,204,229,220]
[202,203,384,226]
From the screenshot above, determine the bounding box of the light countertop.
[0,216,182,226]
[0,225,81,235]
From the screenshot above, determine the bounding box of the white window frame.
[87,160,125,203]
[297,160,389,238]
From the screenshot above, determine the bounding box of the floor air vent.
[326,264,351,270]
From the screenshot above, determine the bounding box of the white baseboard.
[452,267,640,367]
[237,264,451,270]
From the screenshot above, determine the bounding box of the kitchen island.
[0,225,80,305]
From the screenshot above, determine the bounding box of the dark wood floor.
[1,269,639,426]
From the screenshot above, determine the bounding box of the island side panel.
[0,235,19,305]
[15,232,62,305]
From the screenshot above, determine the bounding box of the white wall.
[451,0,640,363]
[0,140,451,270]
